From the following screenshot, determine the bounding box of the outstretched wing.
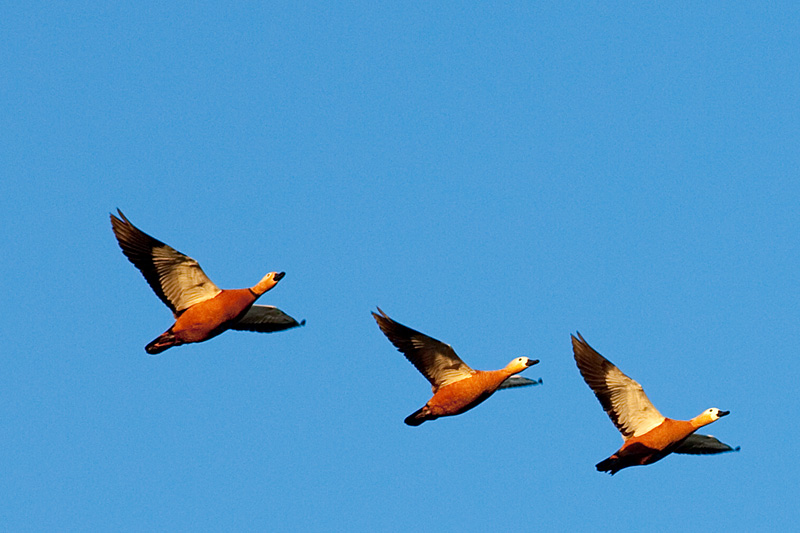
[372,308,474,391]
[110,210,221,315]
[572,333,665,440]
[497,376,543,390]
[231,305,306,333]
[674,434,740,455]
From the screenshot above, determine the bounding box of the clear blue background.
[2,2,798,531]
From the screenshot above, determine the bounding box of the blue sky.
[2,2,798,531]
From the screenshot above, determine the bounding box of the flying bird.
[572,333,737,474]
[111,209,304,354]
[372,308,541,426]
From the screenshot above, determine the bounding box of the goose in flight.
[111,210,304,354]
[372,308,540,426]
[572,333,737,474]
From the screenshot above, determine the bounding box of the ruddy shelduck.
[372,308,541,426]
[572,333,737,474]
[111,210,304,354]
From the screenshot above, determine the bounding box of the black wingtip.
[111,208,127,222]
[372,307,392,326]
[572,331,587,344]
[299,319,306,326]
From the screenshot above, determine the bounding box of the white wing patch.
[152,246,221,312]
[603,366,665,439]
[433,367,475,391]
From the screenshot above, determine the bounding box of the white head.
[694,407,730,427]
[703,407,730,421]
[506,356,539,373]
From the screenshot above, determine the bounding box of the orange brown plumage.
[572,333,736,474]
[110,209,304,354]
[372,308,540,426]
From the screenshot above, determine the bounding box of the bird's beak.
[274,272,286,281]
[718,410,730,417]
[526,359,540,367]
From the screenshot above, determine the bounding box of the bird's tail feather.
[596,456,622,475]
[404,407,430,426]
[145,330,177,355]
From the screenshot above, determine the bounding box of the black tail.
[145,329,178,355]
[596,456,622,475]
[404,406,432,426]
